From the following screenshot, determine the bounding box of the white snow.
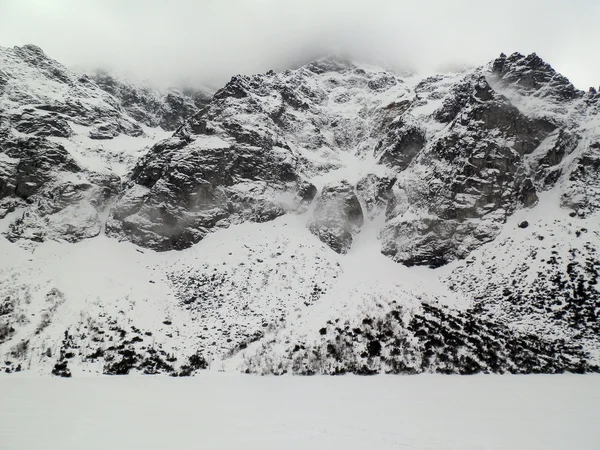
[187,134,232,150]
[1,373,599,450]
[49,123,171,177]
[0,203,461,373]
[439,184,600,361]
[222,211,467,371]
[309,149,390,191]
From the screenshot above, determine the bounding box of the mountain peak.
[17,44,46,56]
[10,44,54,67]
[491,51,581,100]
[304,55,356,74]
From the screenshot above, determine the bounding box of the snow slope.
[0,205,463,375]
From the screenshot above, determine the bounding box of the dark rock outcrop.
[355,173,396,218]
[0,135,80,200]
[106,132,310,250]
[12,110,73,138]
[0,45,151,244]
[375,119,426,170]
[491,52,581,101]
[106,58,407,250]
[381,74,561,267]
[561,142,600,215]
[308,181,364,254]
[92,70,211,131]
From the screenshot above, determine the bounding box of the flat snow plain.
[1,374,599,450]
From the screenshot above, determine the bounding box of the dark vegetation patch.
[248,303,598,375]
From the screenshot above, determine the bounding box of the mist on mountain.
[1,0,599,89]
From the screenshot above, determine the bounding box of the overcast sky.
[0,0,598,89]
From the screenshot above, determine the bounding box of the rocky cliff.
[0,45,598,376]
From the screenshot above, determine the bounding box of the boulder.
[308,180,364,254]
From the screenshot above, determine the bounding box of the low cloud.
[1,0,598,89]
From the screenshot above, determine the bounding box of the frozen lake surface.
[1,374,599,450]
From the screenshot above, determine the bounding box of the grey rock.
[92,70,210,131]
[1,136,80,199]
[107,132,308,250]
[308,180,364,254]
[561,142,600,215]
[355,173,396,218]
[375,118,426,170]
[381,74,558,267]
[89,123,120,140]
[528,129,581,189]
[491,52,581,101]
[12,110,73,138]
[0,45,153,245]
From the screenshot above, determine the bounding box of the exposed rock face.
[375,118,425,170]
[355,173,396,218]
[91,70,212,131]
[106,133,310,250]
[528,129,581,189]
[380,74,558,267]
[102,52,599,269]
[0,45,144,139]
[0,45,211,247]
[0,45,164,245]
[0,135,79,199]
[561,142,600,216]
[376,49,600,267]
[0,121,120,242]
[11,110,73,138]
[89,123,122,140]
[0,147,118,246]
[2,46,598,263]
[107,56,409,249]
[308,181,363,253]
[491,52,581,101]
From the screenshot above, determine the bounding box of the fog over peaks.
[1,0,598,89]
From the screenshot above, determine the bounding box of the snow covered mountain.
[0,45,598,376]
